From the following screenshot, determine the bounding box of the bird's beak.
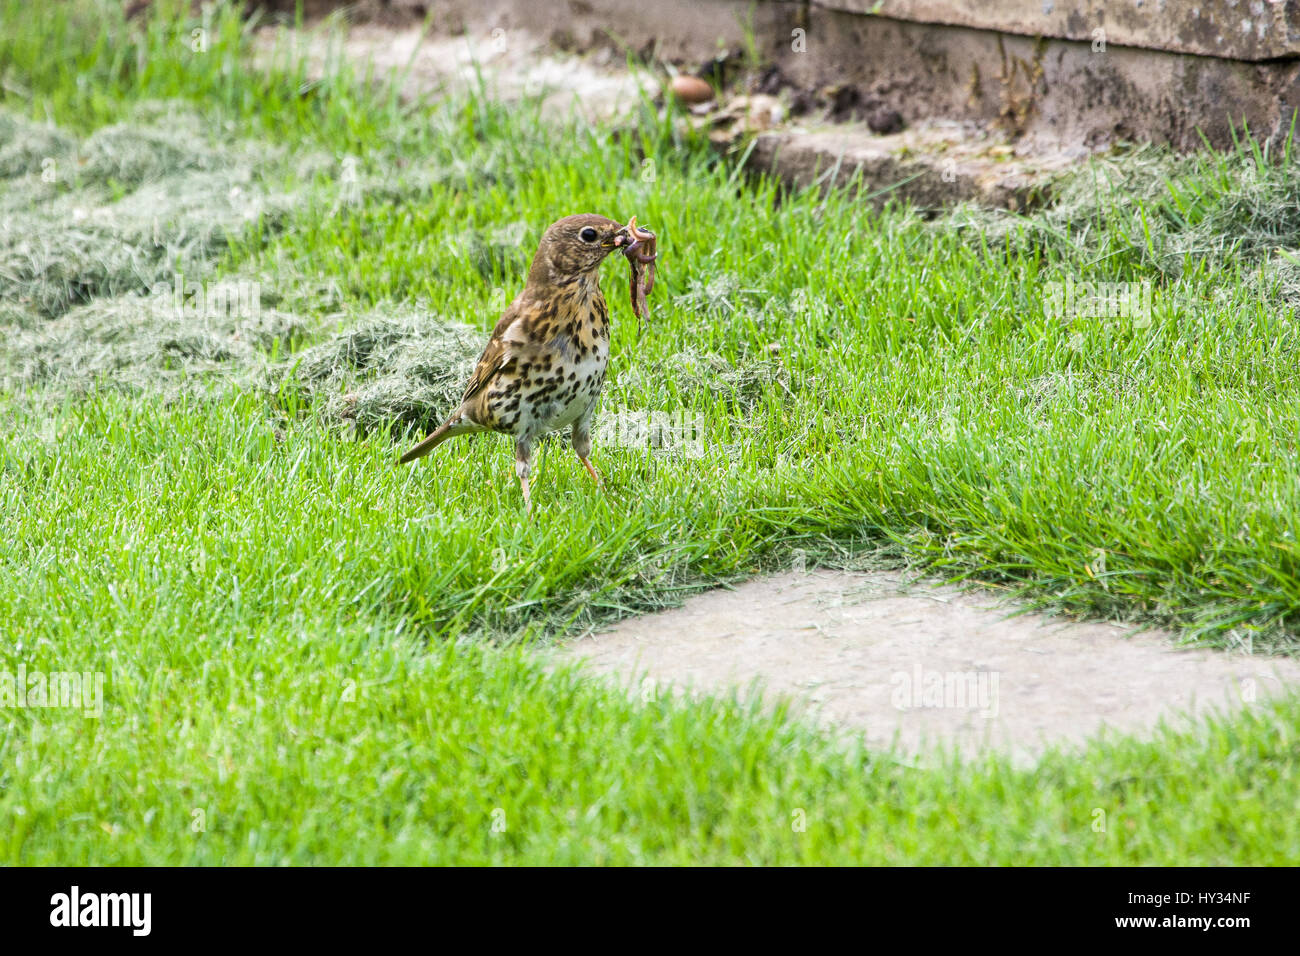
[606,215,647,249]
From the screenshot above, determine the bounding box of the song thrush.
[398,213,654,512]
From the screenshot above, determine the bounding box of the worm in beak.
[618,215,658,326]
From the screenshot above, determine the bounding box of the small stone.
[867,106,905,135]
[789,90,816,117]
[826,84,861,120]
[670,75,716,105]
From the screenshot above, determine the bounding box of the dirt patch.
[555,570,1300,762]
[254,23,652,124]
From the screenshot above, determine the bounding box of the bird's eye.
[579,227,598,243]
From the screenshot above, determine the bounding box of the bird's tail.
[398,415,465,464]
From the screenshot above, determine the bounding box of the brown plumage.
[398,213,639,512]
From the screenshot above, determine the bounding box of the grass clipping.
[942,142,1300,281]
[271,310,483,436]
[0,105,299,319]
[0,289,308,397]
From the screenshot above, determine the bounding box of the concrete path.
[555,570,1300,762]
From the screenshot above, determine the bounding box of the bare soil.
[554,570,1300,762]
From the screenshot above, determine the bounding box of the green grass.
[1,0,1299,864]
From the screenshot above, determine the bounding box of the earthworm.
[620,215,657,326]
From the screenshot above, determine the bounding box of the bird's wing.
[460,337,512,405]
[459,303,522,405]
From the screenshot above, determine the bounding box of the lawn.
[0,0,1297,864]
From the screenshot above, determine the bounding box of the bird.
[398,213,645,512]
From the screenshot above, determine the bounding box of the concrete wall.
[828,1,1300,60]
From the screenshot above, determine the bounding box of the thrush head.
[526,213,629,287]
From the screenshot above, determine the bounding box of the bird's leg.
[572,418,602,487]
[514,438,533,514]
